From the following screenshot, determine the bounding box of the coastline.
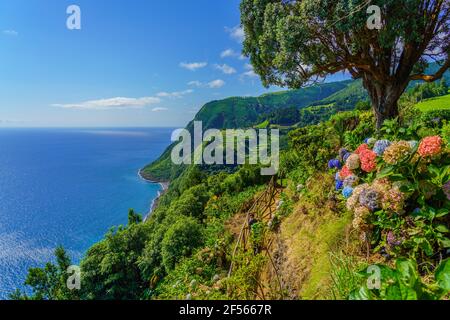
[138,169,169,221]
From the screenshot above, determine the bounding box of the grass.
[329,252,366,300]
[416,94,450,112]
[278,173,361,299]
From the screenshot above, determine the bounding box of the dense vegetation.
[9,0,450,302]
[13,79,450,300]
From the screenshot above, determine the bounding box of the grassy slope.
[416,94,450,112]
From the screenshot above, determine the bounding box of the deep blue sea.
[0,128,173,298]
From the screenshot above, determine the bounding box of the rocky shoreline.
[138,169,169,222]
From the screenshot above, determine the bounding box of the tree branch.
[410,57,450,82]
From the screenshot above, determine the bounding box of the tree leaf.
[435,225,450,233]
[349,286,373,300]
[435,259,450,292]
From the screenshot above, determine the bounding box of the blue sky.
[0,0,349,127]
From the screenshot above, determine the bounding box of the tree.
[128,209,143,225]
[11,246,79,300]
[80,223,151,300]
[241,0,450,128]
[161,217,203,272]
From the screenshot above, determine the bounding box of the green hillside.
[190,80,352,131]
[417,94,450,112]
[141,67,449,182]
[140,80,356,181]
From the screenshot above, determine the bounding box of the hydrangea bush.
[330,133,450,264]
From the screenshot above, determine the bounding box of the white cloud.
[156,89,193,98]
[221,49,246,60]
[214,64,236,75]
[188,80,203,87]
[241,64,259,78]
[242,70,258,78]
[52,97,161,110]
[152,107,169,112]
[207,79,225,89]
[225,26,245,43]
[241,63,258,79]
[179,62,208,71]
[187,80,225,89]
[2,30,18,36]
[221,49,237,58]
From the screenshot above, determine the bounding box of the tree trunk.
[362,76,409,129]
[372,96,400,130]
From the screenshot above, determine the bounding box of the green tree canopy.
[241,0,450,127]
[161,217,204,272]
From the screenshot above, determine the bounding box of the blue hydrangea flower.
[343,175,359,187]
[335,180,344,191]
[339,148,348,161]
[343,152,351,162]
[373,140,391,156]
[359,188,379,211]
[328,159,341,169]
[335,172,341,182]
[342,186,353,198]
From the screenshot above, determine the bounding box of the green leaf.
[419,239,434,256]
[439,237,450,248]
[390,174,406,181]
[435,225,450,233]
[396,259,419,287]
[435,259,450,292]
[377,165,396,177]
[436,209,449,218]
[348,286,373,300]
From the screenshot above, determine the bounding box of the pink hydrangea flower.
[359,149,377,173]
[339,165,353,180]
[418,136,442,157]
[355,144,370,155]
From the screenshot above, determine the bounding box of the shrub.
[350,259,450,300]
[330,133,450,267]
[161,217,204,272]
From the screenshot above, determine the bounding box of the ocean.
[0,127,173,299]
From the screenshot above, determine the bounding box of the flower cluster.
[418,136,443,157]
[382,141,412,165]
[329,135,447,232]
[373,140,391,156]
[346,154,360,170]
[359,148,377,173]
[343,175,359,188]
[328,159,341,169]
